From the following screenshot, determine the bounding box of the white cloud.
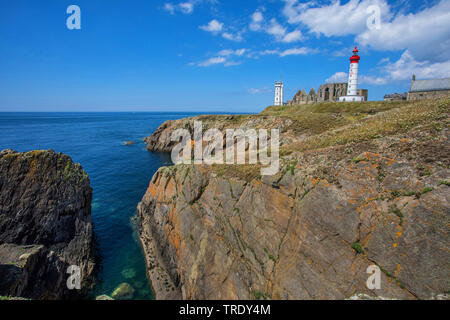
[260,47,317,57]
[163,1,195,15]
[179,2,194,14]
[193,49,247,67]
[218,49,247,56]
[282,0,316,23]
[282,30,303,43]
[259,50,279,56]
[250,10,264,31]
[164,3,176,15]
[197,56,227,67]
[199,19,224,34]
[222,31,243,42]
[279,47,312,57]
[192,46,317,67]
[217,49,234,56]
[266,19,287,37]
[282,0,391,36]
[200,20,244,41]
[248,86,272,94]
[384,50,450,80]
[224,61,242,67]
[326,72,348,83]
[249,12,303,43]
[378,57,390,65]
[357,0,450,62]
[282,0,450,63]
[360,75,388,85]
[163,0,216,15]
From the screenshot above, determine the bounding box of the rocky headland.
[0,149,95,299]
[138,98,449,300]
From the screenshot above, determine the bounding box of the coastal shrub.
[253,290,264,300]
[351,242,364,254]
[419,187,434,196]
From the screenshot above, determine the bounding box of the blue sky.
[0,0,449,112]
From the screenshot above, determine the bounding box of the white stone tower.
[339,46,365,102]
[274,81,284,106]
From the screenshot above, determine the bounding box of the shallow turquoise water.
[0,112,201,299]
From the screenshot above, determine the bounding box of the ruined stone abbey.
[287,83,368,105]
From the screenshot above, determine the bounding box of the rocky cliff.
[0,149,95,299]
[138,98,449,300]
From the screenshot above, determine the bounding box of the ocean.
[0,112,206,299]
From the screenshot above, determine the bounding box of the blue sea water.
[0,112,206,300]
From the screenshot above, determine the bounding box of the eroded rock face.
[138,130,449,300]
[0,149,95,299]
[144,115,297,153]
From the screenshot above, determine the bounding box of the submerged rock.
[121,268,136,279]
[0,149,95,299]
[111,282,135,300]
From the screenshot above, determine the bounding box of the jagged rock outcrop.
[138,99,449,300]
[0,149,95,299]
[144,114,296,153]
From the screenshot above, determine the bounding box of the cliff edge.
[0,149,95,299]
[139,98,449,300]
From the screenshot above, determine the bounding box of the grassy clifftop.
[270,98,449,154]
[144,97,449,181]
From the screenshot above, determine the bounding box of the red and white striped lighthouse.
[347,47,360,96]
[339,46,365,102]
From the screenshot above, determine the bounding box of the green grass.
[286,164,295,175]
[390,205,404,225]
[282,98,449,154]
[252,290,270,300]
[351,242,364,254]
[213,164,262,182]
[261,100,406,117]
[418,187,434,196]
